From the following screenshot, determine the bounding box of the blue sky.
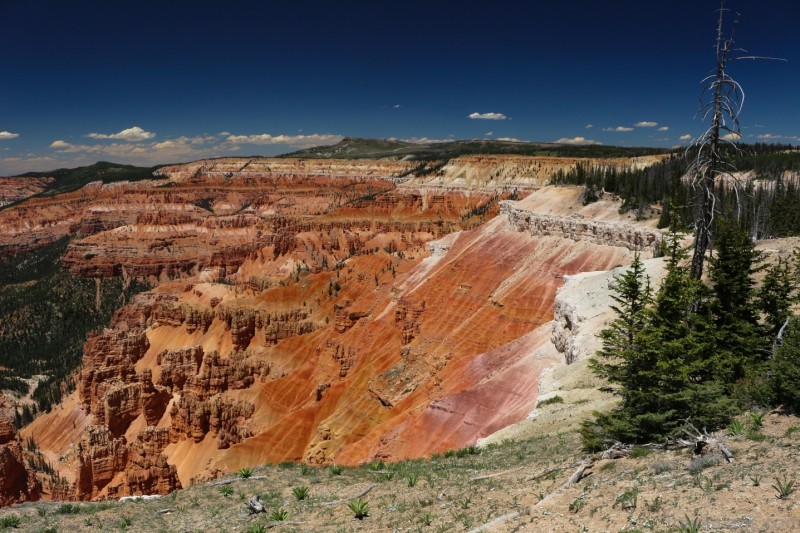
[0,0,797,174]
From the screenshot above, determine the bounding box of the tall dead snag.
[687,0,784,280]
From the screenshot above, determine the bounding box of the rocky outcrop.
[502,200,663,253]
[157,346,205,392]
[125,428,180,496]
[402,154,668,191]
[333,300,368,333]
[76,425,179,500]
[169,393,254,449]
[0,176,54,206]
[21,161,672,494]
[79,329,150,417]
[0,405,41,507]
[551,257,668,364]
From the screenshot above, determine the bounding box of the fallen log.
[246,494,266,514]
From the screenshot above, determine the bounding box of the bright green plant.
[0,516,21,528]
[614,487,639,510]
[348,498,369,520]
[219,485,234,497]
[630,447,652,458]
[537,395,564,407]
[270,508,288,521]
[329,464,344,475]
[569,495,585,513]
[56,503,81,515]
[237,467,253,479]
[407,472,419,487]
[773,476,796,499]
[292,486,309,501]
[677,515,702,533]
[749,412,765,431]
[728,419,744,436]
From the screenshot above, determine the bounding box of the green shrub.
[773,476,796,499]
[219,486,234,497]
[270,508,288,521]
[629,447,652,458]
[237,467,253,479]
[348,498,369,520]
[56,503,81,515]
[537,395,564,407]
[0,515,21,528]
[292,486,309,501]
[677,515,702,533]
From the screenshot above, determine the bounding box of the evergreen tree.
[771,319,800,413]
[584,233,737,448]
[707,220,767,387]
[759,257,795,338]
[591,253,651,379]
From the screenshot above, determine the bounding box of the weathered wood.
[565,461,593,486]
[469,466,525,482]
[246,494,266,514]
[211,475,269,487]
[319,485,375,506]
[718,442,734,463]
[527,466,564,482]
[156,508,176,514]
[265,521,307,529]
[466,511,520,533]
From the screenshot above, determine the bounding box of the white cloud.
[485,131,493,136]
[585,124,593,129]
[225,133,342,148]
[497,137,522,142]
[757,133,800,141]
[554,136,602,145]
[393,104,401,108]
[602,126,634,132]
[86,126,156,141]
[721,132,742,141]
[402,137,451,144]
[679,134,692,141]
[634,121,658,128]
[0,155,60,174]
[657,126,669,131]
[468,112,507,120]
[0,131,20,140]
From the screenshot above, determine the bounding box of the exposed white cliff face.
[501,200,663,254]
[551,258,667,365]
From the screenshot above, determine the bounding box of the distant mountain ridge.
[279,136,671,160]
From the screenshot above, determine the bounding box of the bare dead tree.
[686,0,784,280]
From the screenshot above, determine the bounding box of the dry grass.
[2,413,800,531]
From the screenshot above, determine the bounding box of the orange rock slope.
[18,156,662,500]
[0,402,41,507]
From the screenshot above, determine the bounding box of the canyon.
[1,154,664,502]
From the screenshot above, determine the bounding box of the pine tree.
[759,257,794,338]
[591,253,651,379]
[707,219,767,387]
[584,232,737,447]
[771,319,800,412]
